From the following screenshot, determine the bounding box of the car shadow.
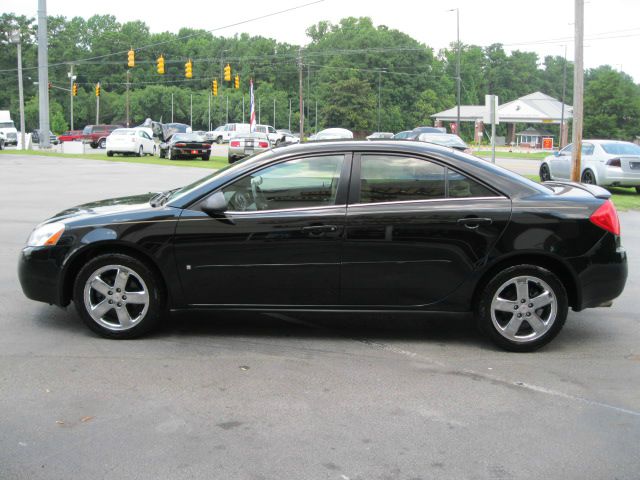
[154,310,487,348]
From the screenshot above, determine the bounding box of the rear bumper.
[570,233,628,310]
[173,148,209,157]
[599,166,640,186]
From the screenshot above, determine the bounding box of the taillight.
[175,143,186,147]
[606,158,621,167]
[230,141,240,147]
[258,141,269,148]
[590,199,620,235]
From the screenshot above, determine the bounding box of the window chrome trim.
[226,204,347,215]
[347,196,508,208]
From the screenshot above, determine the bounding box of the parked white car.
[540,140,640,193]
[106,128,157,157]
[254,124,286,145]
[314,128,354,140]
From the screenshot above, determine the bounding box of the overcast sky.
[4,0,640,82]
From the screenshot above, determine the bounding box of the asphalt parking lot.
[1,154,639,480]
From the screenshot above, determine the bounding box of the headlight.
[27,222,65,247]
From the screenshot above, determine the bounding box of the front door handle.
[302,225,338,233]
[457,217,493,229]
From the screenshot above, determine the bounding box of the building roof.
[431,91,573,124]
[516,127,554,137]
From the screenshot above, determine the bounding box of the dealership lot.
[1,154,639,479]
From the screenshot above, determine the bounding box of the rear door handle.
[302,225,338,233]
[457,217,493,229]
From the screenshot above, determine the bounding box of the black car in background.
[159,132,212,160]
[18,141,627,351]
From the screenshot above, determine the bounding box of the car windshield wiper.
[149,188,179,207]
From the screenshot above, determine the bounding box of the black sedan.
[159,133,211,160]
[18,141,627,351]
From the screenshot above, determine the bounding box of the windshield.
[0,121,15,129]
[173,133,204,142]
[601,142,640,155]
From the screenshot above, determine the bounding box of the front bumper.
[18,246,66,306]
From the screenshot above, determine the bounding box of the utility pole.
[288,98,292,131]
[9,29,26,150]
[258,97,261,124]
[298,48,304,139]
[560,44,568,148]
[208,92,211,131]
[306,64,310,131]
[226,95,229,124]
[37,0,50,148]
[449,8,461,131]
[190,93,193,127]
[171,92,174,123]
[242,95,245,123]
[570,0,584,182]
[315,100,318,134]
[273,98,276,128]
[68,64,75,130]
[377,69,383,132]
[125,69,130,127]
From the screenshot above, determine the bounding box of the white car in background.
[313,128,354,140]
[540,140,640,193]
[106,128,157,157]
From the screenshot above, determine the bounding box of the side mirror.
[201,191,228,218]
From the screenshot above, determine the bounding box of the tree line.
[0,14,638,141]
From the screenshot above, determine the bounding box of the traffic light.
[72,82,78,96]
[234,74,239,89]
[127,49,135,68]
[224,63,231,82]
[185,59,193,79]
[95,83,100,97]
[212,79,218,96]
[157,55,165,75]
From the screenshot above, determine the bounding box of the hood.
[48,193,157,223]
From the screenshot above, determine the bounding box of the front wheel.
[73,254,163,339]
[539,163,551,182]
[476,265,568,352]
[106,151,113,157]
[137,146,143,157]
[98,139,106,149]
[216,136,222,144]
[581,169,596,185]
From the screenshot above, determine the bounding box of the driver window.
[221,155,344,212]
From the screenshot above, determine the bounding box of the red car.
[82,124,122,149]
[58,130,84,143]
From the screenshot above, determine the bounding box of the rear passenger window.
[358,155,496,203]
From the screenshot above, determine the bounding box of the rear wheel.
[137,146,143,157]
[228,154,235,164]
[106,151,113,157]
[98,139,106,149]
[73,254,163,339]
[202,154,210,161]
[581,169,596,185]
[169,148,176,160]
[476,265,568,352]
[539,163,551,182]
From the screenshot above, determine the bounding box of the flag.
[249,79,256,132]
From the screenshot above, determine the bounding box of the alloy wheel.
[490,275,558,344]
[83,264,150,332]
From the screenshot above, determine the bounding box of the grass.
[0,148,227,170]
[524,174,639,211]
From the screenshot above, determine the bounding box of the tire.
[581,169,596,185]
[635,186,640,194]
[202,154,210,161]
[539,163,551,182]
[98,139,106,149]
[106,151,113,157]
[137,146,143,157]
[73,254,163,339]
[169,148,176,160]
[90,143,98,149]
[216,136,222,144]
[152,146,157,157]
[476,265,568,352]
[228,154,235,164]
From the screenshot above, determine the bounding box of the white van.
[0,110,18,146]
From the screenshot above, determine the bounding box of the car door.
[580,142,595,172]
[173,153,351,306]
[340,153,512,307]
[549,144,572,179]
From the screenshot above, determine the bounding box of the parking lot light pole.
[448,8,461,131]
[9,29,26,150]
[68,66,76,131]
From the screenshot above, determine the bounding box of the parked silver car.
[228,132,271,163]
[540,140,640,193]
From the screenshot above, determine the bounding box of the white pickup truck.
[0,110,18,146]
